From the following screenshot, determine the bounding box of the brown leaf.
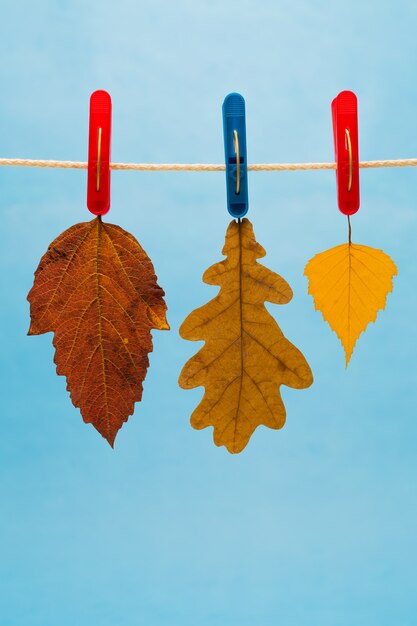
[28,217,169,446]
[179,218,313,454]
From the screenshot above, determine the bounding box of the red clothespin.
[331,90,360,216]
[87,90,112,216]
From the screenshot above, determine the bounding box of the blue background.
[1,2,417,625]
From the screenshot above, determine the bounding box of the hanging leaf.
[28,217,169,446]
[304,242,397,365]
[179,218,313,454]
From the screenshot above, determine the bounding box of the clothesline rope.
[1,157,417,171]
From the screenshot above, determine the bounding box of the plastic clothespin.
[331,90,360,216]
[87,90,112,216]
[222,93,248,218]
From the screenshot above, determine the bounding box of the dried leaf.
[304,243,397,365]
[179,218,313,454]
[28,217,169,445]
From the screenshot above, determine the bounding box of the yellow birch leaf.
[304,243,397,365]
[179,218,313,454]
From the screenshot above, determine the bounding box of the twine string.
[1,157,417,171]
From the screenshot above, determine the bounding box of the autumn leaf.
[304,242,397,365]
[27,217,169,446]
[178,218,313,454]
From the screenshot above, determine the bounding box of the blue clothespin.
[222,93,248,218]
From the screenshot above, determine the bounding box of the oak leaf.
[179,218,313,454]
[27,217,169,446]
[304,243,397,365]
